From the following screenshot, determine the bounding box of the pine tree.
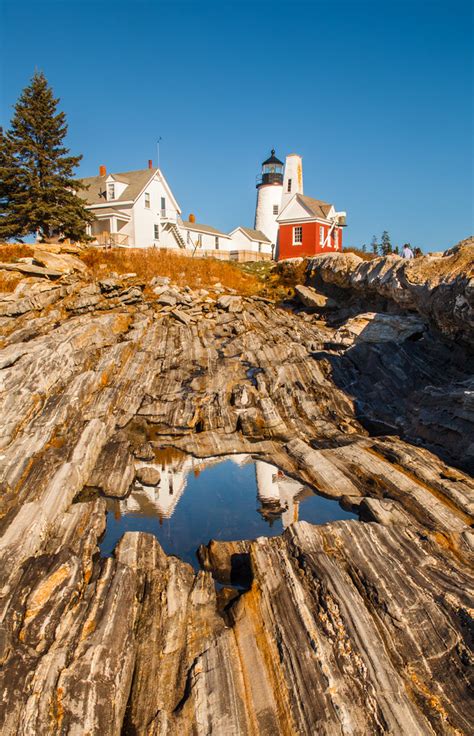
[0,71,93,242]
[393,244,400,255]
[361,243,367,253]
[371,235,379,255]
[380,230,392,255]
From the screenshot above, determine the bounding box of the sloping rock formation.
[0,248,473,734]
[305,238,474,344]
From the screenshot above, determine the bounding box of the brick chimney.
[99,165,106,177]
[148,159,153,169]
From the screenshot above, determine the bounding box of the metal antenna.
[157,137,163,169]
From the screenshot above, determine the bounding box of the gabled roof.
[277,193,334,223]
[77,168,158,206]
[229,226,271,243]
[182,221,231,238]
[296,194,333,219]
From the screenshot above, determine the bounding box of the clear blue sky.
[1,0,472,251]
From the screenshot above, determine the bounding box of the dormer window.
[107,183,115,200]
[145,192,150,209]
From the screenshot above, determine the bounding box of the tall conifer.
[380,230,392,255]
[0,71,93,242]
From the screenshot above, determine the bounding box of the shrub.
[344,247,375,261]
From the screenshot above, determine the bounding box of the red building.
[276,194,346,261]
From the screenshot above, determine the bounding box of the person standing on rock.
[402,243,414,260]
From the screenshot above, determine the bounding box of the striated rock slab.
[307,239,474,344]
[86,439,135,498]
[0,259,473,734]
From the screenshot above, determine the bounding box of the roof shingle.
[297,194,333,219]
[182,221,230,237]
[76,168,157,206]
[237,227,271,243]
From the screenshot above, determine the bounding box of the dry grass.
[0,272,22,293]
[0,243,35,262]
[80,247,262,295]
[344,247,374,261]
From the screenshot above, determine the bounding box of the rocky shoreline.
[0,241,473,734]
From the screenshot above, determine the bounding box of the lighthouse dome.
[262,149,284,167]
[258,149,284,187]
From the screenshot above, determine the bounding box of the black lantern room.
[257,149,284,187]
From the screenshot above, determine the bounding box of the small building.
[181,220,234,259]
[228,226,273,260]
[276,193,346,260]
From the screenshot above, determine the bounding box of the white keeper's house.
[76,161,273,261]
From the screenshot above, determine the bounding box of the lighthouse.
[254,149,284,244]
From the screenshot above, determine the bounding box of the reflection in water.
[101,452,356,569]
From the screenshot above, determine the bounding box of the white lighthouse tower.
[254,150,284,245]
[281,153,304,210]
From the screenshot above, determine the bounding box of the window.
[334,229,339,249]
[154,224,159,240]
[161,197,166,216]
[187,231,191,245]
[293,226,303,245]
[287,178,292,193]
[258,242,262,253]
[273,205,279,215]
[145,192,150,208]
[215,236,219,250]
[320,226,324,245]
[107,183,115,200]
[198,234,202,247]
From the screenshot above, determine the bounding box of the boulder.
[0,261,63,278]
[135,466,161,486]
[33,248,89,275]
[151,276,170,286]
[217,295,243,313]
[156,293,177,307]
[333,312,426,346]
[133,443,155,461]
[295,284,336,309]
[170,309,192,326]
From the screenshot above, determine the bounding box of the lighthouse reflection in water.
[100,450,356,569]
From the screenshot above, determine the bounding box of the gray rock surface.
[0,254,472,735]
[308,238,474,344]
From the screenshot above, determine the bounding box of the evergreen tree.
[393,244,400,255]
[361,243,367,253]
[380,230,392,255]
[0,127,18,233]
[371,235,379,255]
[0,71,93,242]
